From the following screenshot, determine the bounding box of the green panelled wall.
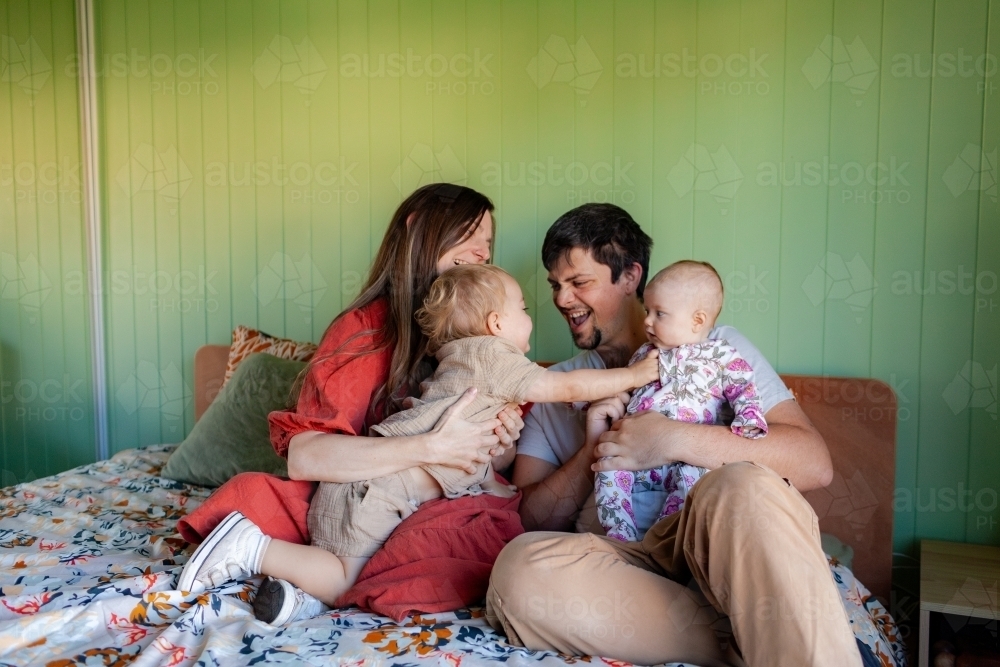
[0,1,997,557]
[0,0,96,486]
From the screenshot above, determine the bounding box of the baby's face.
[642,281,709,350]
[495,273,534,353]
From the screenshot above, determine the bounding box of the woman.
[176,183,525,620]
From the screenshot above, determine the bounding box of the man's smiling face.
[547,247,636,351]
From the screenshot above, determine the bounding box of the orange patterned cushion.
[223,325,318,388]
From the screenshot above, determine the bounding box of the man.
[486,204,862,667]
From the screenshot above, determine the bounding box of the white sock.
[248,530,271,575]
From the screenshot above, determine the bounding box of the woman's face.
[436,211,493,274]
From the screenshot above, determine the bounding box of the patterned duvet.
[0,445,906,666]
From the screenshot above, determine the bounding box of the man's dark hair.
[542,203,654,297]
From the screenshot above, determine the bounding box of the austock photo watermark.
[5,29,998,106]
[252,252,328,325]
[668,143,743,214]
[894,484,998,530]
[1,374,87,424]
[666,140,993,211]
[204,155,362,205]
[787,374,913,423]
[480,156,638,206]
[0,158,82,207]
[616,47,771,97]
[115,361,191,432]
[389,142,639,206]
[74,265,221,315]
[756,155,913,205]
[111,144,363,213]
[64,48,221,96]
[341,48,496,96]
[252,35,326,98]
[0,252,52,324]
[1,35,51,100]
[802,253,908,318]
[721,265,771,315]
[943,361,997,421]
[3,250,336,322]
[528,35,603,105]
[393,143,467,194]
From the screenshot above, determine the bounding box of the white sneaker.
[253,576,330,625]
[177,511,270,593]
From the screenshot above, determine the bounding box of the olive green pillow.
[162,353,306,487]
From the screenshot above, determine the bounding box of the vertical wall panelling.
[915,0,991,544]
[0,0,95,482]
[1,0,998,556]
[872,0,935,559]
[822,0,882,378]
[966,1,999,544]
[75,0,108,461]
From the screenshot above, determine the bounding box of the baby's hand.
[585,392,630,447]
[630,348,660,387]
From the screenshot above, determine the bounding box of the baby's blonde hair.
[416,264,511,354]
[647,260,724,324]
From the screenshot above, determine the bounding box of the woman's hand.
[426,388,502,474]
[494,403,524,453]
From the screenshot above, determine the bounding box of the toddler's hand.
[630,348,660,387]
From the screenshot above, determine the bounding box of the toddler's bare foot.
[481,478,517,498]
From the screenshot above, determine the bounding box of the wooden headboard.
[193,345,896,602]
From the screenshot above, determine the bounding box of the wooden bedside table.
[919,540,1000,667]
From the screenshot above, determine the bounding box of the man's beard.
[572,326,602,350]
[572,320,631,368]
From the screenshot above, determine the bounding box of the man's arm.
[512,393,629,531]
[593,398,834,491]
[513,450,596,532]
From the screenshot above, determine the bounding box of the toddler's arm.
[522,350,659,404]
[719,346,768,439]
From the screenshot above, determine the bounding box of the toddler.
[181,264,658,624]
[593,260,768,542]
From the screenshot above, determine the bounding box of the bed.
[0,345,906,666]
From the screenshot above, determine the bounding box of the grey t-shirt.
[516,325,795,535]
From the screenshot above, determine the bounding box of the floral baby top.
[596,339,768,541]
[625,340,767,435]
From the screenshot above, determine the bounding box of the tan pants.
[486,462,862,667]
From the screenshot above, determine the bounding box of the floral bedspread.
[0,445,905,667]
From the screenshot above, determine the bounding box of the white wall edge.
[75,0,109,462]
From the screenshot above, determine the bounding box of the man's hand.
[591,400,834,491]
[592,410,683,472]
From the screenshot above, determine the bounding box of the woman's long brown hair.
[311,183,494,422]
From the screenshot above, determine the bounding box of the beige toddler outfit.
[308,336,545,558]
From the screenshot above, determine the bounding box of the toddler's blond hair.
[416,264,511,354]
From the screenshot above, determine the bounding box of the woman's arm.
[287,388,505,483]
[287,430,434,482]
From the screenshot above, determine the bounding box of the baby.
[256,264,659,623]
[592,260,768,542]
